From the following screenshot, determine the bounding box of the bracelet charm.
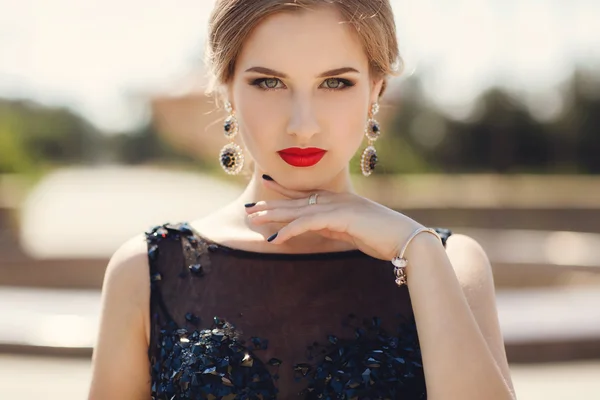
[392,227,441,287]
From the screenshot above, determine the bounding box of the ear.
[370,77,385,104]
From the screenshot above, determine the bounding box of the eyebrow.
[244,66,360,78]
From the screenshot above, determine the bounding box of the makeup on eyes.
[248,77,356,91]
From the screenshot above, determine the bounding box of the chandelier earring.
[360,102,381,177]
[219,100,245,175]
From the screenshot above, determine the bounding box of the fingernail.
[267,232,278,242]
[244,203,256,208]
[262,174,274,181]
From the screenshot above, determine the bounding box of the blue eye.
[321,78,349,90]
[251,78,284,90]
[262,78,281,89]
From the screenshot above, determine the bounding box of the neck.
[224,166,357,252]
[241,166,355,202]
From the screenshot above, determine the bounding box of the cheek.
[324,94,369,153]
[234,87,287,149]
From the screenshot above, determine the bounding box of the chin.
[265,164,326,191]
[279,170,323,188]
[279,166,345,191]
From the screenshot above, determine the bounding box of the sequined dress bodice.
[146,222,452,399]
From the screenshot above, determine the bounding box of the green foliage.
[0,99,197,174]
[0,99,99,174]
[0,121,33,173]
[386,67,600,174]
[105,123,203,167]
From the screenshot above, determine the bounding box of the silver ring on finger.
[308,193,319,206]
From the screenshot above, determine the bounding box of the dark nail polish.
[267,233,278,242]
[244,203,256,208]
[262,174,274,181]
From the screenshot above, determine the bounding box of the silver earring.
[360,103,380,177]
[219,101,244,175]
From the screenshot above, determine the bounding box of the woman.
[89,1,515,399]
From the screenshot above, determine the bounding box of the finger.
[245,198,309,213]
[245,196,331,213]
[261,174,328,199]
[248,204,334,225]
[269,211,348,244]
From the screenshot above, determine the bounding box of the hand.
[244,175,431,261]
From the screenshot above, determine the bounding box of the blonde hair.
[204,0,403,99]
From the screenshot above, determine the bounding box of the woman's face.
[229,5,383,190]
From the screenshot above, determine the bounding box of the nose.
[286,93,320,141]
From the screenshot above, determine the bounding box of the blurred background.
[1,0,600,398]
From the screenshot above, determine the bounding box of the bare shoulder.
[443,233,494,289]
[443,233,515,393]
[99,232,152,344]
[97,233,150,342]
[103,233,151,304]
[108,233,149,268]
[89,232,152,399]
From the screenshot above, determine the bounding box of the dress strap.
[432,227,452,248]
[145,224,180,330]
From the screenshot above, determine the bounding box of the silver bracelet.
[392,227,442,286]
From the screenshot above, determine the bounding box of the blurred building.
[150,67,223,162]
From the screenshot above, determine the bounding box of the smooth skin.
[89,5,515,399]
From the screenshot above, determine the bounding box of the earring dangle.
[360,103,381,176]
[219,101,245,175]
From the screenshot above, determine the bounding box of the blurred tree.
[386,66,599,174]
[105,122,205,168]
[0,99,200,173]
[0,99,101,173]
[372,76,436,174]
[571,69,600,173]
[445,89,551,173]
[0,116,33,173]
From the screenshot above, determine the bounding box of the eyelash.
[250,77,355,92]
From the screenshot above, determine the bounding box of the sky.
[0,0,598,132]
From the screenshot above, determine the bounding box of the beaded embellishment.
[150,317,280,399]
[295,313,426,399]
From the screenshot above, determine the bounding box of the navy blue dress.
[145,222,452,399]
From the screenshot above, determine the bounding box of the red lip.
[278,147,327,167]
